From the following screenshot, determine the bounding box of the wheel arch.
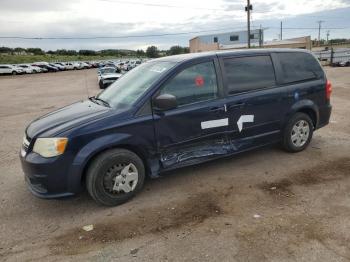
[297,107,317,129]
[285,100,319,130]
[79,144,150,187]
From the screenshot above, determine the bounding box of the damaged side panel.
[160,137,252,169]
[159,130,280,170]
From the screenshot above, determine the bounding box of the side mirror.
[153,94,177,111]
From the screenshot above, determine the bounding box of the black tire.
[282,112,314,153]
[12,71,17,75]
[86,148,145,206]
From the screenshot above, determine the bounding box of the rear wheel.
[282,112,313,153]
[86,149,145,206]
[12,71,17,75]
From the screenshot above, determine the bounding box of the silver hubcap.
[104,163,138,194]
[291,120,310,147]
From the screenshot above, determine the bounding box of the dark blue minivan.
[20,49,332,206]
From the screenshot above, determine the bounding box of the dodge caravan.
[20,49,332,206]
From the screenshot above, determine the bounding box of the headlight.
[33,138,68,158]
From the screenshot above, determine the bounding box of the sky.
[0,0,349,50]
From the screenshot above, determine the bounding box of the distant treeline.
[312,38,350,46]
[0,45,190,58]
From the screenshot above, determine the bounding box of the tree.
[14,47,26,53]
[78,49,96,56]
[26,48,45,55]
[168,45,184,55]
[56,49,77,55]
[146,46,159,58]
[166,45,190,56]
[136,49,145,57]
[0,47,13,53]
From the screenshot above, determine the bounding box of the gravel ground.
[0,67,349,262]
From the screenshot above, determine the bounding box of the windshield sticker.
[149,66,167,73]
[195,75,204,87]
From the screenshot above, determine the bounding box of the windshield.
[98,61,176,109]
[101,68,115,74]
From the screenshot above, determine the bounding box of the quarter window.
[223,55,276,94]
[160,61,218,107]
[276,52,323,84]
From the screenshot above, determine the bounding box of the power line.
[0,27,252,40]
[266,27,348,30]
[0,26,347,41]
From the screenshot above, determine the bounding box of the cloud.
[0,0,78,12]
[0,0,349,50]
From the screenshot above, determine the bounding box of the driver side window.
[160,61,218,107]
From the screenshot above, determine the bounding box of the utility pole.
[317,20,324,46]
[280,21,283,40]
[326,30,330,44]
[245,0,253,48]
[259,24,263,47]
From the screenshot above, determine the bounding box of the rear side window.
[223,55,276,95]
[160,61,218,107]
[276,52,323,84]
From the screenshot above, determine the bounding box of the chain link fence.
[313,48,350,66]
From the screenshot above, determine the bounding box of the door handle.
[210,106,225,112]
[228,102,245,109]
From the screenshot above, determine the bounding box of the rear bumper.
[317,104,332,129]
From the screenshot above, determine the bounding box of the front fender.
[66,133,131,193]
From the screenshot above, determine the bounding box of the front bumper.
[20,151,77,199]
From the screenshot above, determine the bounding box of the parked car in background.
[78,62,90,69]
[31,64,48,73]
[31,65,43,73]
[65,62,82,70]
[18,64,36,74]
[98,66,120,77]
[339,60,350,67]
[98,73,122,89]
[32,63,58,72]
[51,63,66,71]
[90,61,99,68]
[99,62,116,69]
[0,64,24,75]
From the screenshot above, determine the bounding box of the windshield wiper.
[89,96,111,107]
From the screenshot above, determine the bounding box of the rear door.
[152,58,229,169]
[219,54,284,151]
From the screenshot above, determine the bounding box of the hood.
[26,100,111,138]
[102,73,122,79]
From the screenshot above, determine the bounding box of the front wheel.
[12,71,17,75]
[282,112,313,153]
[86,149,145,206]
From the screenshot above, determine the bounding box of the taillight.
[326,80,332,101]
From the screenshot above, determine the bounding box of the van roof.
[154,48,311,63]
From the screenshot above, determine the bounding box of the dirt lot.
[0,67,349,261]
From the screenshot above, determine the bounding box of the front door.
[152,59,228,169]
